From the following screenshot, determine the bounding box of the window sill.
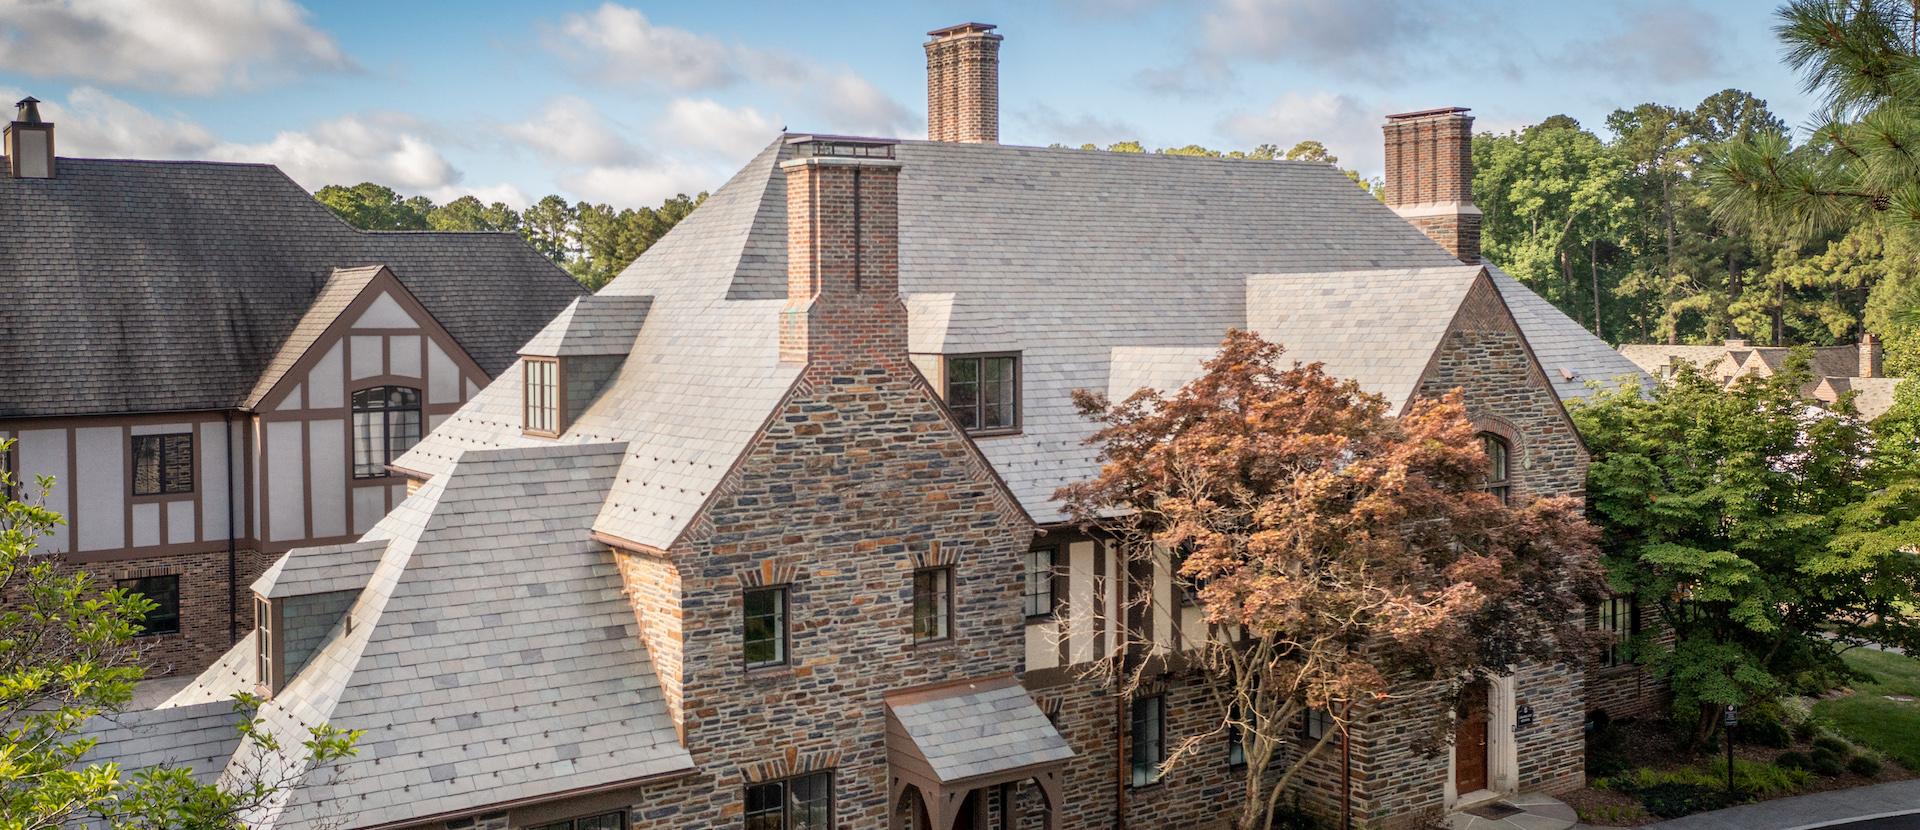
[133,630,182,639]
[129,491,194,504]
[965,428,1022,439]
[744,664,796,683]
[911,638,958,654]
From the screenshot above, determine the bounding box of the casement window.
[1130,695,1167,787]
[1023,547,1058,619]
[524,358,561,435]
[526,811,625,830]
[255,596,274,690]
[1226,706,1246,768]
[944,353,1020,434]
[352,386,422,478]
[1599,595,1640,667]
[912,567,952,643]
[131,433,194,496]
[744,770,833,830]
[119,574,180,636]
[1303,708,1334,742]
[744,586,789,668]
[1480,433,1511,504]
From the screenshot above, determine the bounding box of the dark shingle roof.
[0,157,584,418]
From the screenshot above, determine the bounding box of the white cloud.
[658,98,777,162]
[423,182,531,210]
[1011,103,1141,147]
[212,113,460,191]
[503,96,641,166]
[0,86,218,158]
[1140,0,1499,93]
[1557,3,1728,85]
[1217,91,1384,176]
[546,3,914,136]
[562,161,723,207]
[0,0,353,95]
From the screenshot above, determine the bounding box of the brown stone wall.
[621,359,1034,828]
[614,549,685,738]
[1514,661,1586,793]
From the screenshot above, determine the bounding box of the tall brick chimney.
[1861,332,1883,378]
[1383,107,1480,263]
[924,22,1001,144]
[779,136,907,367]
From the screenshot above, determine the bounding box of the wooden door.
[1455,686,1490,794]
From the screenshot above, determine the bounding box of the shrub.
[1706,758,1811,795]
[1586,713,1633,777]
[1639,782,1733,818]
[1849,754,1885,778]
[1813,735,1854,755]
[1778,751,1811,770]
[1739,715,1793,748]
[1809,747,1848,776]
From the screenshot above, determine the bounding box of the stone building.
[83,23,1655,830]
[0,96,585,674]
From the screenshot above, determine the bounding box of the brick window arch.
[1479,433,1512,504]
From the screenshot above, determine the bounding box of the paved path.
[1634,779,1920,830]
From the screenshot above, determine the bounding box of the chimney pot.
[925,22,1002,144]
[1861,332,1882,378]
[5,94,54,179]
[1382,107,1479,263]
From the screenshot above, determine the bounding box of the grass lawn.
[1814,647,1920,770]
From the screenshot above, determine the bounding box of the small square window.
[132,433,194,496]
[1023,547,1058,619]
[744,586,788,668]
[944,354,1020,435]
[913,567,952,643]
[745,771,833,830]
[119,574,180,636]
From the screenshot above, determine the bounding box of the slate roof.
[519,294,654,357]
[78,700,246,786]
[0,158,584,418]
[251,539,388,599]
[103,442,694,830]
[242,265,385,409]
[887,675,1075,782]
[399,137,1648,531]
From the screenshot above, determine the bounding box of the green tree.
[314,183,431,231]
[1573,360,1920,748]
[0,441,359,828]
[426,195,521,233]
[1709,1,1920,233]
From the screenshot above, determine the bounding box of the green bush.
[1813,735,1854,755]
[1639,782,1733,818]
[1739,716,1793,748]
[1849,754,1884,778]
[1586,713,1633,778]
[1706,758,1812,795]
[1778,751,1811,770]
[1809,747,1848,776]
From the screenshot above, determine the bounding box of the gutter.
[349,767,699,830]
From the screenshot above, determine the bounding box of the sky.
[0,0,1823,210]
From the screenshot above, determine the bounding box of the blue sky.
[0,0,1817,209]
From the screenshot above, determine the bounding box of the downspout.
[225,411,238,645]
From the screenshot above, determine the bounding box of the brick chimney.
[1383,107,1480,263]
[779,136,907,367]
[5,96,55,179]
[1861,332,1883,378]
[924,22,1001,144]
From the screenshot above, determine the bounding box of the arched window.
[352,386,421,479]
[1480,433,1511,504]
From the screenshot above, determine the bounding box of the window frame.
[351,385,423,479]
[119,574,181,637]
[525,810,626,830]
[130,432,195,497]
[1599,594,1639,667]
[1302,707,1335,742]
[256,595,278,692]
[1130,694,1167,788]
[942,352,1022,436]
[522,357,564,437]
[1479,432,1512,504]
[744,769,834,830]
[1023,546,1060,620]
[743,585,790,670]
[912,566,954,644]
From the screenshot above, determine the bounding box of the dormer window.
[944,353,1020,435]
[352,386,421,478]
[524,358,561,436]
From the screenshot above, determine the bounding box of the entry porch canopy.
[885,673,1076,830]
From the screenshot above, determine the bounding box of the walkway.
[1449,793,1577,830]
[1638,779,1920,830]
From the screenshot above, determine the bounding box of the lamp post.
[1724,704,1739,798]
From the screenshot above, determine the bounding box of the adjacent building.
[0,97,585,674]
[1620,335,1902,418]
[85,23,1655,830]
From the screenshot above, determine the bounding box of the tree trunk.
[1591,239,1603,338]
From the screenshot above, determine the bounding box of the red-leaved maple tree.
[1058,330,1602,830]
